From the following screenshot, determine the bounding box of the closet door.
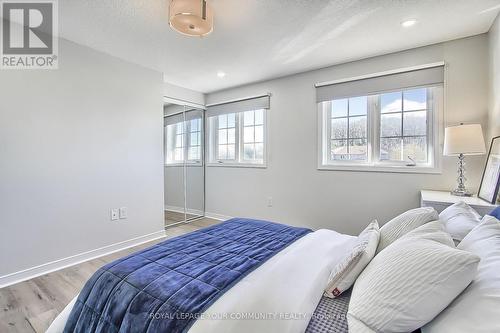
[184,108,205,221]
[164,104,205,227]
[164,107,187,227]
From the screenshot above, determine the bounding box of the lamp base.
[450,189,472,197]
[451,153,472,197]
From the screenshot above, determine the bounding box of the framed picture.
[478,136,500,204]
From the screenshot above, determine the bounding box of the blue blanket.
[64,218,311,333]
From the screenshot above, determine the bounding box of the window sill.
[318,164,442,174]
[206,162,267,169]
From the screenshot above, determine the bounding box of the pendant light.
[169,0,214,37]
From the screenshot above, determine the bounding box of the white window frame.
[214,113,238,162]
[318,85,443,174]
[207,109,268,168]
[165,119,203,167]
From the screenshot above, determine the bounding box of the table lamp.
[444,123,486,196]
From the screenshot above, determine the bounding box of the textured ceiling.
[59,0,500,93]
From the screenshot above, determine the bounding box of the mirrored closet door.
[184,108,205,221]
[164,101,205,227]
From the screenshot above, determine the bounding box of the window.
[379,89,428,163]
[242,110,264,162]
[206,94,270,167]
[319,85,442,172]
[316,64,444,172]
[329,96,368,161]
[216,113,236,160]
[208,109,266,166]
[165,117,203,165]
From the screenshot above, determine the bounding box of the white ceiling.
[60,0,500,93]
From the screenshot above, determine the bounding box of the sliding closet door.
[164,106,187,226]
[164,103,205,227]
[184,108,205,221]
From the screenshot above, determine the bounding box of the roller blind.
[315,65,444,103]
[164,104,184,116]
[206,95,270,117]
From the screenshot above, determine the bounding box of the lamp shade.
[169,0,213,37]
[443,124,486,156]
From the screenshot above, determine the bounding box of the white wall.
[0,38,165,279]
[489,14,500,140]
[163,81,205,106]
[205,35,489,235]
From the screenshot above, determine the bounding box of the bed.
[49,208,500,333]
[48,218,357,333]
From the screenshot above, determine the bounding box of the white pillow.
[324,220,379,298]
[376,207,438,253]
[439,201,481,242]
[348,221,480,333]
[423,215,500,333]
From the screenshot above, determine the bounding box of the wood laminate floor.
[0,218,220,333]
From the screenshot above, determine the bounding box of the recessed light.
[401,19,417,28]
[217,71,226,78]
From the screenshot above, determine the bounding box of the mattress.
[306,291,423,333]
[306,290,351,333]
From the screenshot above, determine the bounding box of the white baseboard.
[205,211,233,221]
[0,229,166,289]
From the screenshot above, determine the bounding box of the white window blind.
[206,95,270,117]
[316,65,444,102]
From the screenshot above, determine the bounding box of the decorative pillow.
[324,220,380,298]
[423,215,500,333]
[376,207,438,253]
[397,220,456,245]
[489,206,500,219]
[439,201,481,242]
[348,221,480,333]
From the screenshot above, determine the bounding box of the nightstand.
[420,190,498,216]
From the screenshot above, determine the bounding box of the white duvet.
[47,229,355,333]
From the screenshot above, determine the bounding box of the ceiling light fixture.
[217,71,226,78]
[169,0,214,37]
[401,19,417,28]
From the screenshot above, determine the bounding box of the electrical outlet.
[267,197,273,207]
[110,208,119,221]
[119,207,128,219]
